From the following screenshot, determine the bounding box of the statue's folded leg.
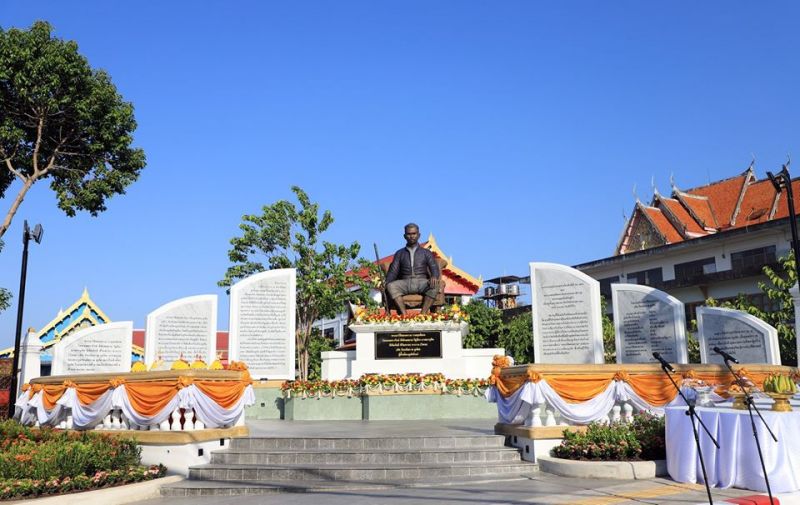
[420,295,434,314]
[393,295,407,315]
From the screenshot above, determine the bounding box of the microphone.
[652,352,675,373]
[713,346,739,364]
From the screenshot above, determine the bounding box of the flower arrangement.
[352,305,467,324]
[281,373,489,398]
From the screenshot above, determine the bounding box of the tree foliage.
[462,301,504,349]
[600,297,616,362]
[306,328,335,381]
[0,21,145,239]
[219,186,373,380]
[499,311,533,364]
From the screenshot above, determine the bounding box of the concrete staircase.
[161,434,537,496]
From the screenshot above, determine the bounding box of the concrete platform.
[244,418,497,438]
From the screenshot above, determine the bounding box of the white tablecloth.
[666,405,800,493]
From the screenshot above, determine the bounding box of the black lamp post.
[767,162,800,281]
[7,221,43,419]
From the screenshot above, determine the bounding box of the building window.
[674,257,716,283]
[731,246,777,273]
[626,268,662,286]
[598,276,619,299]
[323,328,335,340]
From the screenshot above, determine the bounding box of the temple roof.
[617,166,800,255]
[0,289,144,359]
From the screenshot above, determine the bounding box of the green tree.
[306,328,335,380]
[462,301,504,348]
[499,312,533,364]
[0,22,145,239]
[219,186,373,380]
[601,297,616,363]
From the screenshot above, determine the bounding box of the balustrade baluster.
[544,407,556,426]
[171,409,181,431]
[611,405,621,423]
[185,409,195,430]
[193,411,205,430]
[622,403,634,422]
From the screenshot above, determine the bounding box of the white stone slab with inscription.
[228,269,296,380]
[145,295,217,365]
[697,306,781,365]
[530,262,604,364]
[52,321,133,375]
[611,284,687,364]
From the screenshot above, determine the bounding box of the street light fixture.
[7,221,43,419]
[767,161,800,281]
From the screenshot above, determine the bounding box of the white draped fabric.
[666,406,800,493]
[487,382,727,425]
[14,385,255,430]
[179,384,256,428]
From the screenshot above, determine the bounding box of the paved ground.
[134,475,776,505]
[132,419,791,504]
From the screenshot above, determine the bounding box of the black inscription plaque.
[375,331,442,359]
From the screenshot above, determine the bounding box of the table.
[666,405,800,493]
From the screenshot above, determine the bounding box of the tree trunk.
[0,178,35,240]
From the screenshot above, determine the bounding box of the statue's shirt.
[406,245,418,272]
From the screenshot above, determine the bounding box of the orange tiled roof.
[657,196,705,236]
[677,192,717,229]
[733,179,778,227]
[616,168,800,256]
[685,173,749,228]
[643,207,683,243]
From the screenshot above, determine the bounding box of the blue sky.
[1,2,800,346]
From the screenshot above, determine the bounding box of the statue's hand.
[429,277,440,290]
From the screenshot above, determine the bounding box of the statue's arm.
[428,252,441,279]
[385,253,400,284]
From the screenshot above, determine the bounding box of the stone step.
[211,447,522,465]
[230,435,507,451]
[188,461,537,482]
[161,474,538,497]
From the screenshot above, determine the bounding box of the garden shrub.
[551,413,665,461]
[0,422,140,480]
[0,420,163,499]
[630,412,666,460]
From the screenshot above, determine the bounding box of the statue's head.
[404,223,420,247]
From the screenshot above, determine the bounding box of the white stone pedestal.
[321,321,502,379]
[19,329,42,396]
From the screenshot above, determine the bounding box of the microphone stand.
[721,358,777,504]
[660,363,718,505]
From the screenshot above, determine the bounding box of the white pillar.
[19,329,41,397]
[790,283,800,364]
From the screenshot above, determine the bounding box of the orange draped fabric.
[75,383,113,406]
[41,385,66,410]
[27,379,250,416]
[123,381,180,417]
[492,368,776,407]
[491,374,528,398]
[625,375,679,406]
[546,375,615,403]
[194,381,248,409]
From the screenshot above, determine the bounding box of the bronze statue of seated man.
[385,223,441,315]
